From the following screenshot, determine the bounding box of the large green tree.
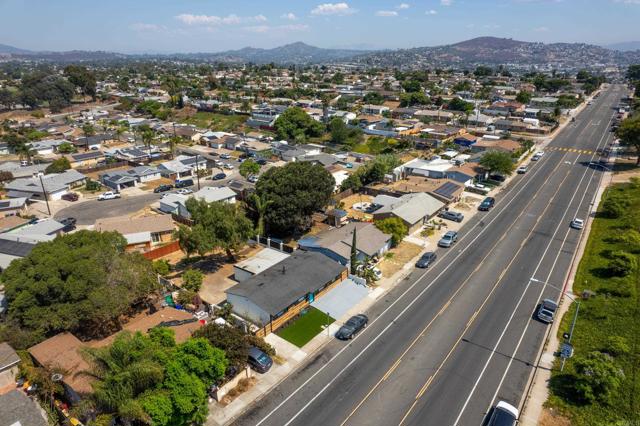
[479,151,515,176]
[273,106,324,142]
[83,329,227,426]
[177,199,254,261]
[256,162,335,236]
[2,231,158,346]
[374,217,407,247]
[44,157,71,174]
[616,115,640,165]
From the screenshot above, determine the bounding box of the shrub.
[606,250,635,277]
[176,289,197,306]
[85,178,101,191]
[245,334,276,356]
[182,268,204,292]
[603,336,630,357]
[572,351,624,405]
[152,259,171,276]
[601,196,629,219]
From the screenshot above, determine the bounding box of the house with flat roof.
[226,251,348,330]
[298,222,392,266]
[233,247,290,282]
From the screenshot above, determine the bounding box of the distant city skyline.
[0,0,638,53]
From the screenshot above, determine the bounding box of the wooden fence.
[143,240,181,260]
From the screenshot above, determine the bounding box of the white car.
[570,218,584,230]
[517,165,528,174]
[532,151,544,161]
[98,191,121,201]
[224,163,234,170]
[247,174,259,183]
[176,188,193,195]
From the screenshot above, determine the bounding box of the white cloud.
[441,0,453,5]
[311,3,356,16]
[533,26,550,32]
[376,10,398,16]
[281,12,297,20]
[425,9,438,14]
[397,3,410,9]
[175,13,267,26]
[129,23,163,32]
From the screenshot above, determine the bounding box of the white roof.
[375,193,445,225]
[194,186,236,203]
[125,231,152,245]
[234,248,290,275]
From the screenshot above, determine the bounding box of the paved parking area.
[312,277,370,320]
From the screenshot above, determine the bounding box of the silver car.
[438,231,458,248]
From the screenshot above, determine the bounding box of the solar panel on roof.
[433,182,460,199]
[0,201,10,208]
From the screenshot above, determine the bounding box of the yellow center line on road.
[339,152,574,426]
[395,166,575,426]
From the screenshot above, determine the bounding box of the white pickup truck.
[98,191,121,201]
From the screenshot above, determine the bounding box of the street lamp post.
[530,277,581,371]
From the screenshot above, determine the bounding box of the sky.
[0,0,639,53]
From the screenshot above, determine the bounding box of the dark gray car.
[416,252,437,268]
[247,347,273,373]
[336,314,368,340]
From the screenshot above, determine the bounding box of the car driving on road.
[570,218,584,229]
[517,165,528,174]
[415,252,437,268]
[536,299,558,323]
[487,401,519,426]
[478,197,495,211]
[532,151,544,161]
[336,314,368,340]
[438,231,458,248]
[438,210,464,222]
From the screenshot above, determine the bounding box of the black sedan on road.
[336,314,368,340]
[478,196,495,211]
[415,252,437,268]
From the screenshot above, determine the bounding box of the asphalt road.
[54,168,241,225]
[234,84,625,426]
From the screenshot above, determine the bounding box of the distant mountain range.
[606,41,640,52]
[1,37,639,68]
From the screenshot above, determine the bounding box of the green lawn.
[179,112,247,132]
[547,180,640,425]
[276,307,335,348]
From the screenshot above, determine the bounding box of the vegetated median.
[547,179,640,425]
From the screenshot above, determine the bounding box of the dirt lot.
[539,408,571,426]
[378,241,423,277]
[338,193,375,221]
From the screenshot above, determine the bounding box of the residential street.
[54,169,242,225]
[233,84,624,426]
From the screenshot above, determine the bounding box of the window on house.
[151,233,162,243]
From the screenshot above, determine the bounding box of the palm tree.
[15,143,36,165]
[249,193,272,237]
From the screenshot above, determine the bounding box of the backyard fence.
[143,240,181,260]
[76,160,127,174]
[251,235,295,254]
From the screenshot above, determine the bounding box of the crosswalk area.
[546,146,595,155]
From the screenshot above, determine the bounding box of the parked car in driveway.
[256,158,268,165]
[487,401,519,426]
[247,174,259,183]
[489,174,506,182]
[335,314,369,340]
[59,217,77,232]
[416,252,437,268]
[247,347,272,373]
[438,210,464,222]
[220,153,231,159]
[570,218,584,229]
[438,231,458,248]
[211,172,227,180]
[536,299,558,323]
[478,197,495,211]
[98,191,121,201]
[61,192,79,202]
[154,184,173,193]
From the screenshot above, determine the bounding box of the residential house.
[68,150,105,168]
[0,197,28,217]
[159,186,236,218]
[0,342,20,384]
[100,166,161,191]
[226,251,348,328]
[72,134,112,151]
[158,155,208,179]
[0,237,38,270]
[453,133,479,148]
[0,391,48,426]
[95,215,175,251]
[372,192,445,232]
[246,104,286,128]
[414,109,455,123]
[4,170,86,201]
[29,139,68,155]
[0,162,48,179]
[233,248,290,282]
[361,104,389,115]
[471,138,522,154]
[298,222,392,266]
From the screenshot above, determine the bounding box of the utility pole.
[38,174,51,216]
[195,154,201,191]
